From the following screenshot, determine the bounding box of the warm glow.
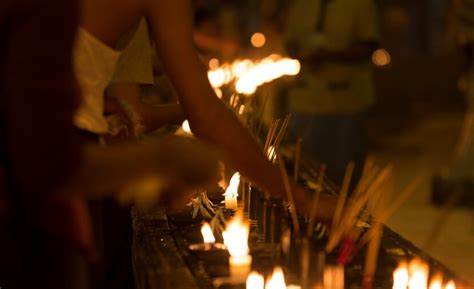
[265,267,287,289]
[267,146,276,162]
[224,172,241,198]
[429,273,443,289]
[208,68,231,88]
[239,105,246,115]
[247,272,265,289]
[251,32,266,48]
[207,55,301,96]
[214,88,223,99]
[181,120,192,134]
[408,259,429,289]
[445,281,455,289]
[201,222,216,244]
[223,213,250,258]
[372,49,391,66]
[209,58,220,69]
[393,262,409,289]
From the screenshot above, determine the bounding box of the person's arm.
[63,136,220,206]
[107,83,185,132]
[143,0,335,219]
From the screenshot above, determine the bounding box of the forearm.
[108,83,185,131]
[62,141,160,199]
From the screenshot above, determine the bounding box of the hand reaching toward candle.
[64,136,221,208]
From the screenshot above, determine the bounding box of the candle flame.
[393,262,409,289]
[239,105,246,115]
[429,273,443,289]
[201,222,215,244]
[207,55,301,96]
[224,172,240,198]
[181,120,192,134]
[265,267,287,289]
[223,213,249,258]
[408,259,429,289]
[247,272,265,289]
[445,281,455,289]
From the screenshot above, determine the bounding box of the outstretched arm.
[143,0,335,219]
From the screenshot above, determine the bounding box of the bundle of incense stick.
[326,164,392,253]
[307,164,326,237]
[362,188,387,289]
[336,172,424,265]
[263,115,291,157]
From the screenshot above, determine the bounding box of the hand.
[291,184,337,222]
[120,136,221,210]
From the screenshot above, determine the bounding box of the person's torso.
[287,0,376,115]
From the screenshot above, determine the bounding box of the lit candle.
[246,272,264,289]
[324,265,344,289]
[223,172,240,210]
[429,273,443,289]
[444,280,455,289]
[225,196,238,210]
[265,267,287,289]
[408,259,429,289]
[223,213,252,281]
[201,222,215,244]
[393,262,409,289]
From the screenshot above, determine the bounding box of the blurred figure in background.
[285,0,379,191]
[432,0,474,207]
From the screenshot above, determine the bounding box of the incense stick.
[256,91,271,137]
[263,119,277,153]
[273,114,291,150]
[326,165,392,253]
[331,162,355,238]
[293,137,302,182]
[277,153,300,234]
[362,190,386,289]
[307,165,326,237]
[357,174,424,248]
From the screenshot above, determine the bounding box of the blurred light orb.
[251,32,266,48]
[372,49,391,66]
[209,58,220,69]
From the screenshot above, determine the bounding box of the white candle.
[223,213,251,281]
[225,196,238,210]
[229,255,252,281]
[393,262,409,289]
[324,265,344,289]
[246,272,264,289]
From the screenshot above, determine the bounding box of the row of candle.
[393,259,456,289]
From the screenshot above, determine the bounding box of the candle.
[223,172,240,210]
[324,265,344,289]
[408,259,429,289]
[429,273,443,289]
[223,213,251,281]
[247,272,264,289]
[393,262,409,289]
[265,267,287,289]
[445,280,455,289]
[201,222,215,244]
[225,196,238,210]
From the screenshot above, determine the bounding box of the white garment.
[73,28,121,134]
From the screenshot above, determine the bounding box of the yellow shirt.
[285,0,379,114]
